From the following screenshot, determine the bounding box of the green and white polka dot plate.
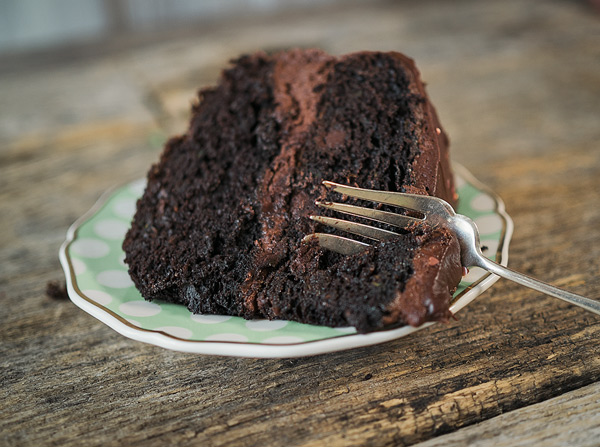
[60,164,512,358]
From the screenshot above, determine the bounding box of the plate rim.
[59,163,513,358]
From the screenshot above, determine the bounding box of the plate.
[59,164,512,358]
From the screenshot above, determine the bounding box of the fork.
[303,181,600,316]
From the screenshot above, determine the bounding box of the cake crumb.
[428,256,440,266]
[46,280,68,300]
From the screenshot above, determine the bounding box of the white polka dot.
[118,253,127,267]
[113,198,137,219]
[204,333,248,342]
[97,270,134,288]
[454,175,466,189]
[474,214,503,235]
[262,336,304,344]
[82,289,113,306]
[94,219,129,240]
[127,319,142,327]
[155,326,193,339]
[333,326,357,333]
[71,238,109,258]
[462,266,486,283]
[190,314,233,324]
[245,319,288,331]
[71,258,87,275]
[129,179,147,197]
[119,300,162,317]
[470,194,496,212]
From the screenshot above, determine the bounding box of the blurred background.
[1,0,598,156]
[0,0,368,63]
[1,0,598,59]
[0,0,598,171]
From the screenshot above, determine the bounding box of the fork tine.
[323,180,451,215]
[302,233,370,255]
[310,215,400,241]
[316,201,421,228]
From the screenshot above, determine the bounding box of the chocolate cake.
[123,49,463,332]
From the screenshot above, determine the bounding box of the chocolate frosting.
[383,224,463,327]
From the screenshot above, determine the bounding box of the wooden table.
[2,1,599,445]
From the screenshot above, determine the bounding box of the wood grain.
[414,382,600,447]
[1,0,599,446]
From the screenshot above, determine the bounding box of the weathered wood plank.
[413,382,600,447]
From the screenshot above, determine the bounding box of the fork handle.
[476,257,600,316]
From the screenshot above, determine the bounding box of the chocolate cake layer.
[123,49,462,332]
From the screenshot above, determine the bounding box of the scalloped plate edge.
[59,163,513,358]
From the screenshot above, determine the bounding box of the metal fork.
[303,181,600,316]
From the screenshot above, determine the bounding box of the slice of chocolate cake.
[123,49,463,333]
